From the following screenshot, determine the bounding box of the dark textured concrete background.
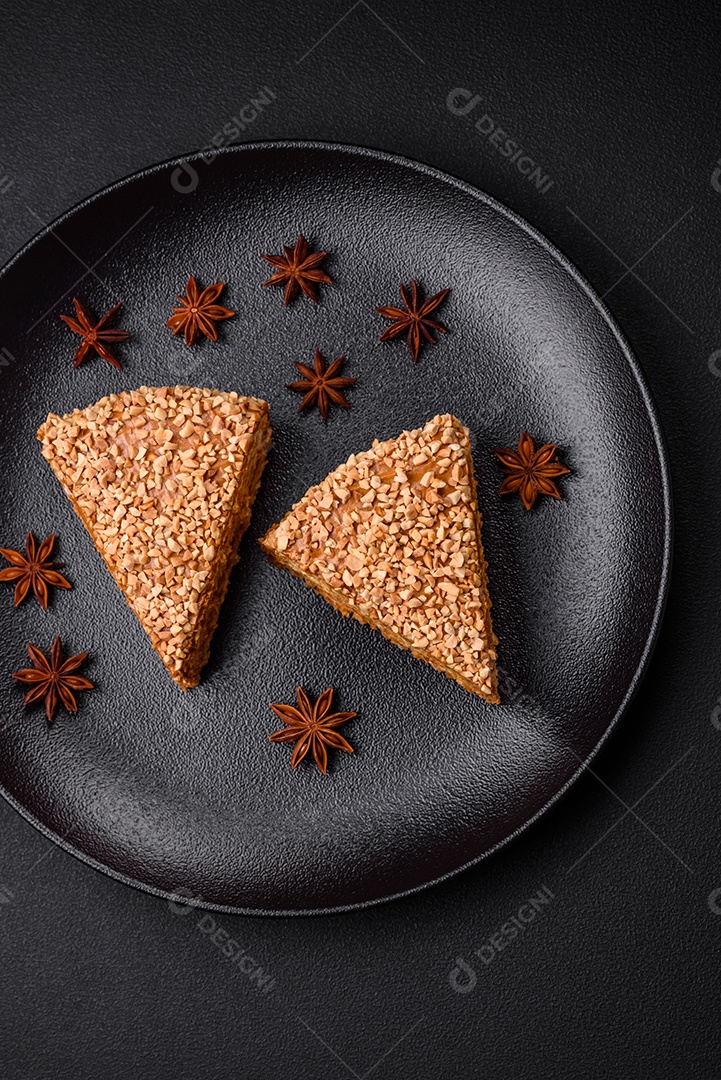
[0,2,719,1076]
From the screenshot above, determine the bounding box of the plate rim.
[0,139,673,916]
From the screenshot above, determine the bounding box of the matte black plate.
[0,142,671,915]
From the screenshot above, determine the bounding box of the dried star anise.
[376,279,450,362]
[494,431,570,510]
[60,298,130,370]
[167,276,235,346]
[269,687,356,774]
[287,349,356,421]
[12,636,93,724]
[0,533,72,609]
[261,233,332,306]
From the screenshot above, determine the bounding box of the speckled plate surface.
[0,142,671,915]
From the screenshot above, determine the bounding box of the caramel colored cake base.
[260,414,499,702]
[39,386,271,689]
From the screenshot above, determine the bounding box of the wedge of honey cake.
[39,386,271,690]
[260,414,498,702]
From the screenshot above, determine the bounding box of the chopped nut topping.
[38,386,271,690]
[260,414,498,702]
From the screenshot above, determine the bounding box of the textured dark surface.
[0,1,719,1077]
[0,143,671,916]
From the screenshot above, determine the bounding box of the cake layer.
[39,385,271,689]
[260,414,499,702]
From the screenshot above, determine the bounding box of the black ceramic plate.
[0,142,671,915]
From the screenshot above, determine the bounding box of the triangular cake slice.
[38,386,271,690]
[260,415,499,702]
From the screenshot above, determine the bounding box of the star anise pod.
[287,349,356,421]
[269,687,356,774]
[494,431,570,511]
[376,279,450,362]
[59,298,130,370]
[167,276,235,346]
[0,533,72,610]
[12,636,93,724]
[261,233,332,306]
